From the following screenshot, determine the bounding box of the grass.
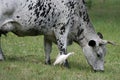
[0,0,120,80]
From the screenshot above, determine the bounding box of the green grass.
[0,1,120,80]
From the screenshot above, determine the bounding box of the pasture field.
[0,0,120,80]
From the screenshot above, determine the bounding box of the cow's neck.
[75,21,99,47]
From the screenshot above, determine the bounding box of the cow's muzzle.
[94,69,104,72]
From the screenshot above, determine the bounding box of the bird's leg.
[61,60,68,67]
[0,34,5,60]
[44,36,52,65]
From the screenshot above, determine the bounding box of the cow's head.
[82,32,114,72]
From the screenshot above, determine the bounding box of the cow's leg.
[0,34,4,60]
[44,36,52,65]
[54,24,70,68]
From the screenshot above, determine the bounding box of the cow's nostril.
[97,53,102,58]
[97,54,101,58]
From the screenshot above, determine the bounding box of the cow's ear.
[88,40,96,47]
[97,32,103,39]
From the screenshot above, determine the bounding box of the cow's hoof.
[45,60,51,65]
[0,54,4,61]
[0,59,4,61]
[0,57,4,61]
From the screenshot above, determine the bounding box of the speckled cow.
[0,0,111,71]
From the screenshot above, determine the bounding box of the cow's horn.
[101,40,118,46]
[107,41,119,46]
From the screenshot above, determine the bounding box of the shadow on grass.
[69,60,92,72]
[5,54,45,64]
[4,55,93,72]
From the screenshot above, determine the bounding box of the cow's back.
[1,0,73,36]
[0,0,84,37]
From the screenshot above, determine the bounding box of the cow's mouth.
[94,70,104,72]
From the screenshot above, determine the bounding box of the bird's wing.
[53,55,65,65]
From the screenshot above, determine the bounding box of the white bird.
[53,52,74,65]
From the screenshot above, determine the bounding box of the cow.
[0,0,112,71]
